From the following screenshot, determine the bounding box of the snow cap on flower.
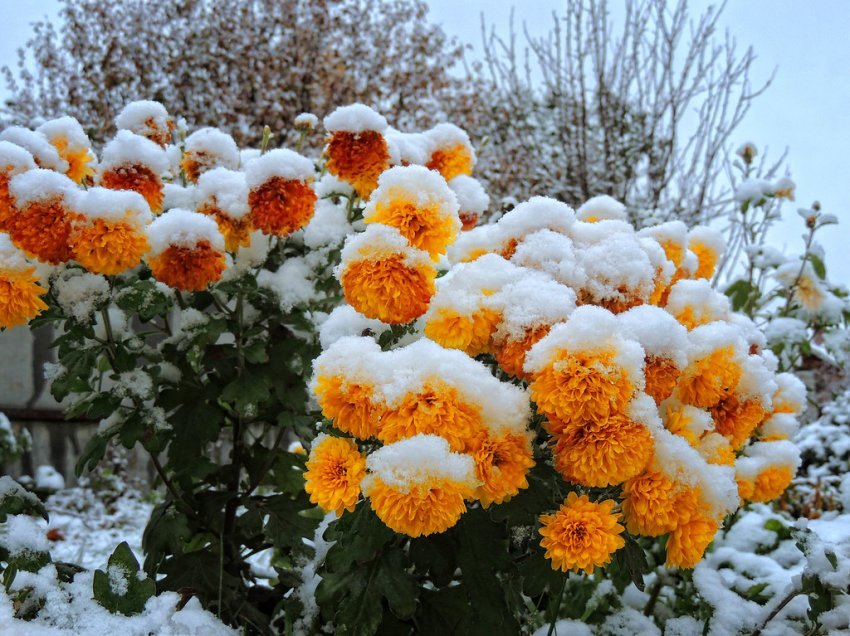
[244,148,314,188]
[618,305,689,369]
[448,174,489,230]
[0,141,37,175]
[576,195,626,222]
[489,272,577,343]
[510,229,587,291]
[9,168,77,208]
[146,207,224,256]
[182,127,239,181]
[385,129,430,166]
[0,126,67,173]
[424,123,476,180]
[324,104,388,134]
[98,130,169,174]
[71,187,152,227]
[363,434,477,493]
[687,226,725,279]
[665,279,731,329]
[114,100,174,146]
[196,168,250,220]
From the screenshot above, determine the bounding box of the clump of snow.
[363,434,477,492]
[576,194,626,221]
[195,168,249,219]
[736,439,801,483]
[618,305,689,368]
[35,465,65,491]
[183,128,239,168]
[323,104,388,134]
[53,269,110,324]
[0,233,33,271]
[448,175,489,215]
[489,272,577,342]
[71,187,152,227]
[318,305,388,349]
[293,513,336,634]
[303,199,352,249]
[9,168,78,208]
[510,229,588,290]
[665,279,731,326]
[385,129,429,166]
[161,183,196,211]
[0,140,37,175]
[37,117,93,153]
[2,514,49,556]
[244,148,313,188]
[146,207,225,255]
[314,173,354,199]
[98,130,169,174]
[258,258,318,311]
[0,126,68,172]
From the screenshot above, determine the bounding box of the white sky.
[0,0,847,283]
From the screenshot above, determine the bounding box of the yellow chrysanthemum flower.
[341,254,435,324]
[746,465,794,503]
[378,382,485,452]
[0,266,48,329]
[551,414,654,487]
[539,492,625,574]
[72,219,149,276]
[665,516,718,569]
[363,434,477,537]
[303,435,366,516]
[644,356,680,405]
[711,395,767,450]
[51,137,96,184]
[677,346,742,409]
[493,326,550,380]
[366,477,470,537]
[424,123,475,181]
[313,374,384,440]
[424,307,499,356]
[199,203,252,252]
[622,471,699,536]
[530,350,635,429]
[467,431,534,508]
[325,131,389,198]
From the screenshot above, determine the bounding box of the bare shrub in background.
[2,0,476,147]
[471,0,769,226]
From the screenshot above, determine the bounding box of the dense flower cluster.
[306,129,806,575]
[0,100,327,327]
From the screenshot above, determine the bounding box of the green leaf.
[612,534,648,592]
[764,518,792,541]
[725,279,755,313]
[0,480,48,522]
[220,369,271,413]
[456,508,520,635]
[324,503,393,571]
[374,548,417,619]
[75,433,110,476]
[808,253,827,280]
[418,586,473,635]
[745,582,770,604]
[115,279,173,321]
[259,493,320,554]
[92,542,156,616]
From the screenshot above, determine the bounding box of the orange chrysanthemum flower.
[424,307,499,356]
[493,326,550,379]
[100,165,164,214]
[687,227,724,281]
[0,266,48,329]
[539,493,625,574]
[303,435,366,516]
[551,414,654,487]
[313,374,385,440]
[363,166,461,259]
[0,145,36,232]
[366,477,470,537]
[644,356,680,404]
[426,143,474,181]
[72,219,149,275]
[8,197,76,265]
[247,177,316,237]
[665,516,718,569]
[711,395,767,450]
[0,175,14,231]
[529,350,635,428]
[340,250,436,324]
[746,466,794,503]
[378,382,485,452]
[677,346,742,409]
[147,241,225,292]
[199,203,252,252]
[622,471,698,536]
[324,131,390,199]
[467,431,534,507]
[459,211,479,231]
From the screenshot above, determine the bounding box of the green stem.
[547,576,568,636]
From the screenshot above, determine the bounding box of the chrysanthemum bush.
[0,100,846,635]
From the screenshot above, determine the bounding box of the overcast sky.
[1,0,847,282]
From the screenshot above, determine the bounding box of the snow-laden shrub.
[0,100,845,634]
